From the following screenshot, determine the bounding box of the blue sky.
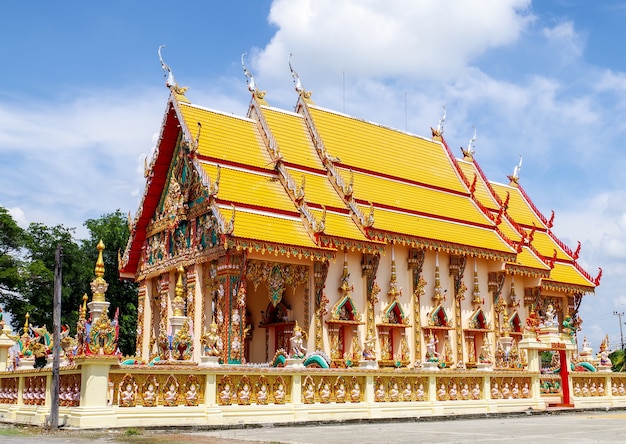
[1,0,626,352]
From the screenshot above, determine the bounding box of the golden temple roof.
[120,86,598,293]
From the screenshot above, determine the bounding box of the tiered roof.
[119,72,599,295]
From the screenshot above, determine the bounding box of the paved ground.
[3,409,626,443]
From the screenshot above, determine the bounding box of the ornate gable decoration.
[380,300,408,325]
[468,308,490,330]
[330,295,362,322]
[428,304,450,327]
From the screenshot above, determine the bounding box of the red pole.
[559,349,571,406]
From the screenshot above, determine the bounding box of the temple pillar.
[449,255,467,364]
[361,253,380,344]
[191,264,203,363]
[313,261,329,351]
[135,283,147,359]
[408,248,426,363]
[217,252,246,364]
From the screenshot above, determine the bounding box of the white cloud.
[7,207,28,228]
[0,88,167,238]
[258,0,532,83]
[542,21,584,61]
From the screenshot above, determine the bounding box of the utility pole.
[50,244,62,429]
[614,311,625,351]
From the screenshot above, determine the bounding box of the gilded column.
[449,255,467,365]
[313,260,329,351]
[217,252,246,364]
[135,283,147,359]
[489,272,506,341]
[156,273,170,360]
[408,248,426,363]
[361,253,380,340]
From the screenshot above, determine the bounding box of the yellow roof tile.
[457,161,501,210]
[531,231,571,261]
[200,163,296,213]
[508,247,550,272]
[491,182,545,228]
[310,208,370,242]
[308,107,467,193]
[369,206,514,255]
[284,167,345,208]
[178,102,273,170]
[544,262,595,289]
[260,107,326,170]
[342,168,490,226]
[219,206,319,249]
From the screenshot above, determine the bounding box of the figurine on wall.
[425,333,439,362]
[362,333,376,361]
[289,322,307,358]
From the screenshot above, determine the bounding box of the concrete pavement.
[2,409,626,443]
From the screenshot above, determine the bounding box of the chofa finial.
[288,53,313,100]
[241,53,266,101]
[461,125,476,161]
[431,105,446,139]
[158,45,188,95]
[508,155,523,186]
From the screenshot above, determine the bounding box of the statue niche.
[326,295,363,367]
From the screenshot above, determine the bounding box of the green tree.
[610,349,626,372]
[83,210,137,356]
[14,223,90,334]
[0,207,25,316]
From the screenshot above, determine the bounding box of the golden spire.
[80,294,88,319]
[387,244,402,300]
[172,265,186,317]
[432,251,443,303]
[90,240,109,303]
[24,312,30,333]
[471,260,482,305]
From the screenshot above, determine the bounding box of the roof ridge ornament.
[158,45,188,95]
[289,53,313,101]
[508,155,523,187]
[241,53,267,101]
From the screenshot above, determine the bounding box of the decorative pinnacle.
[81,294,88,318]
[95,240,105,278]
[24,312,30,332]
[90,240,108,303]
[387,256,402,300]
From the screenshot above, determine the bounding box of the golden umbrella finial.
[91,240,109,303]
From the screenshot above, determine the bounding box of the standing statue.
[289,322,307,358]
[362,333,376,361]
[425,333,439,362]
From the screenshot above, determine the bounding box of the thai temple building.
[0,56,620,429]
